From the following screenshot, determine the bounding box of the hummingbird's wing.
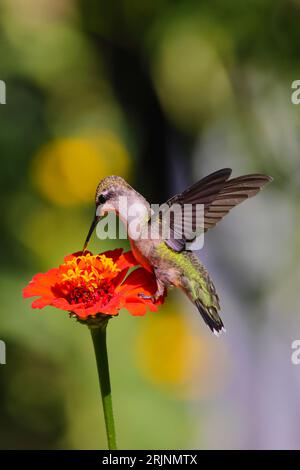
[154,170,272,252]
[203,174,272,232]
[150,168,232,251]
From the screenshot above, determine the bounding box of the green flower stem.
[90,320,117,450]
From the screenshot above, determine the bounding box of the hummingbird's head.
[95,175,133,207]
[83,175,139,252]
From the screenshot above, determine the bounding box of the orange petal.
[116,250,138,270]
[23,268,60,298]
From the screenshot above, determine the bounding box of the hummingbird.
[83,169,272,335]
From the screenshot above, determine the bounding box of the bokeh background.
[0,0,300,450]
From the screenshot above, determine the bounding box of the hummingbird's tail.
[194,299,225,336]
[181,252,225,335]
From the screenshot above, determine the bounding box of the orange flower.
[23,249,164,320]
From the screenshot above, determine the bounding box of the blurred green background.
[1,0,300,450]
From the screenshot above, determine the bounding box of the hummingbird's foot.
[139,288,166,303]
[139,277,166,303]
[138,292,155,302]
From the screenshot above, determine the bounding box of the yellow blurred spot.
[135,304,229,399]
[31,134,131,207]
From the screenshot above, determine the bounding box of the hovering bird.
[83,169,272,335]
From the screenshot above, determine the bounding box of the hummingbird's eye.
[98,194,106,205]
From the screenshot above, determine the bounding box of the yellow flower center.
[61,253,120,287]
[55,253,121,308]
[57,253,121,307]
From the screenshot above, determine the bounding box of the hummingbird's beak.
[82,216,99,252]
